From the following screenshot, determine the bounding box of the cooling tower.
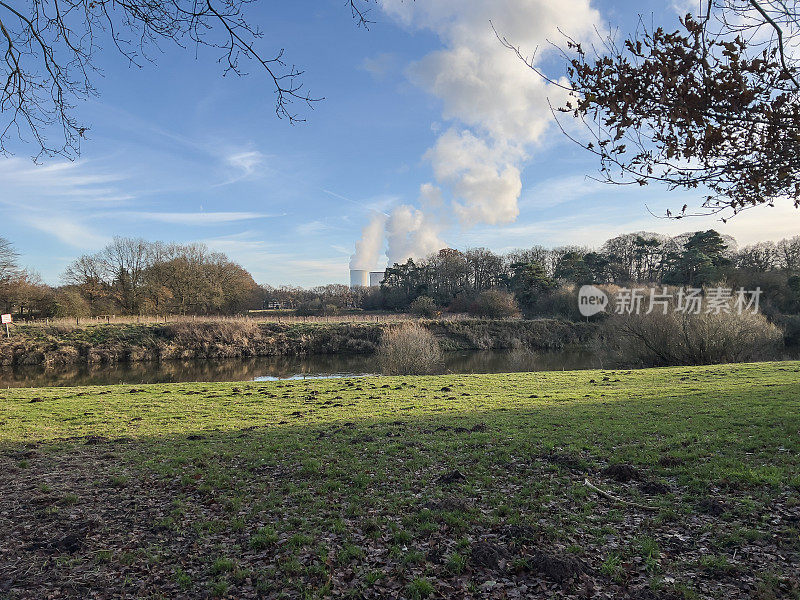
[369,271,385,287]
[350,269,369,288]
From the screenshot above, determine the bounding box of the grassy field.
[1,363,799,599]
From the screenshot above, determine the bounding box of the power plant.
[369,271,385,287]
[350,269,385,288]
[349,269,369,288]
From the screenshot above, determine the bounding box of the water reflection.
[0,348,599,388]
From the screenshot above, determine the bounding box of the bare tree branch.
[0,0,376,160]
[748,0,800,86]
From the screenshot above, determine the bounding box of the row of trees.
[63,239,266,316]
[0,237,263,318]
[374,231,800,317]
[261,284,364,316]
[3,230,800,319]
[62,239,260,316]
[0,236,371,319]
[0,239,53,316]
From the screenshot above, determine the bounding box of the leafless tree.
[776,235,800,271]
[0,0,375,159]
[100,236,150,313]
[735,241,779,270]
[465,247,504,291]
[0,236,18,283]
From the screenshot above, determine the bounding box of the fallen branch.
[584,478,659,512]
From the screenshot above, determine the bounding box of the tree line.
[370,230,800,318]
[0,236,371,319]
[0,237,262,318]
[1,230,799,320]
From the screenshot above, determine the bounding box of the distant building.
[263,299,288,310]
[351,268,386,288]
[369,271,385,287]
[350,269,369,288]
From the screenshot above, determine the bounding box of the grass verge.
[1,362,799,599]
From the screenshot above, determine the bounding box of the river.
[0,348,600,388]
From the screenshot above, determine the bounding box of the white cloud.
[0,157,133,205]
[670,1,698,15]
[352,0,601,264]
[455,195,800,251]
[213,149,268,186]
[360,53,399,79]
[22,212,111,249]
[201,232,348,285]
[226,150,265,175]
[519,174,606,209]
[385,205,444,264]
[350,213,387,270]
[363,194,402,213]
[296,220,330,235]
[382,0,598,147]
[117,211,274,225]
[426,129,521,224]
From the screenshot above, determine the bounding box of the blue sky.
[2,0,798,287]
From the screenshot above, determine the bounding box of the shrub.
[295,299,323,316]
[468,289,520,318]
[774,314,800,347]
[409,296,438,317]
[446,291,478,314]
[525,284,620,320]
[597,310,783,367]
[378,322,443,375]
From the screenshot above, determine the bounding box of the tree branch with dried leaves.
[504,0,800,218]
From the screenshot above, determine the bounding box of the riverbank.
[0,319,596,367]
[1,362,798,598]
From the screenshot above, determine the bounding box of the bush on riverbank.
[598,310,784,367]
[467,289,520,318]
[378,322,443,375]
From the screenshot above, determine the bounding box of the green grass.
[1,361,799,598]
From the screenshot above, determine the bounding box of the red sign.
[1,314,11,324]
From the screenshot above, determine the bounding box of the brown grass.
[11,312,468,328]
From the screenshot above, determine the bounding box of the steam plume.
[349,212,387,270]
[351,0,601,266]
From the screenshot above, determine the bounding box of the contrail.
[322,189,390,217]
